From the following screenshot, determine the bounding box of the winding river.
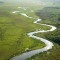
[11,7,57,60]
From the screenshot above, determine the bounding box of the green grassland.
[0,3,51,60]
[27,7,60,60]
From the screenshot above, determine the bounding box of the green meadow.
[0,3,51,60]
[0,1,60,60]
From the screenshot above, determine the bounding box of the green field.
[0,3,52,60]
[0,1,60,60]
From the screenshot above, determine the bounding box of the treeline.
[43,30,60,45]
[36,7,60,22]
